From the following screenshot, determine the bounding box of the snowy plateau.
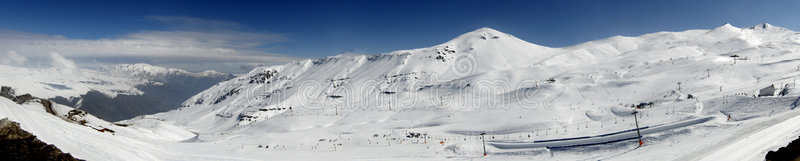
[3,23,800,160]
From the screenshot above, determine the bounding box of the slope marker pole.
[632,110,643,146]
[480,132,487,156]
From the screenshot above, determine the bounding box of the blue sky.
[0,0,798,73]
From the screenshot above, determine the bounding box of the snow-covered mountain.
[108,63,234,80]
[155,23,799,133]
[3,23,800,160]
[140,23,800,160]
[0,63,234,121]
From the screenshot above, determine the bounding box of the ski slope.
[698,105,800,161]
[490,116,713,149]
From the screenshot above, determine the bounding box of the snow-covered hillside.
[4,23,800,160]
[158,24,799,133]
[144,23,800,160]
[0,89,200,160]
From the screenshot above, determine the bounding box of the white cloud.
[1,50,27,65]
[50,52,81,76]
[0,17,298,73]
[239,63,269,72]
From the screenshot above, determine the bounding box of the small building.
[758,84,776,97]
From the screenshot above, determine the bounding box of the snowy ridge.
[108,63,233,79]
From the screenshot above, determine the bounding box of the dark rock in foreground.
[766,135,800,161]
[0,118,83,161]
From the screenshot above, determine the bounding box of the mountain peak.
[716,23,739,30]
[469,27,505,39]
[472,27,503,34]
[445,27,545,46]
[748,23,773,30]
[705,23,742,36]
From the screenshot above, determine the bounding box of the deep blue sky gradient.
[1,0,798,58]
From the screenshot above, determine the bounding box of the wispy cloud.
[0,16,298,73]
[50,52,81,76]
[0,50,27,65]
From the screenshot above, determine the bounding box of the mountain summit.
[445,27,550,50]
[748,23,773,30]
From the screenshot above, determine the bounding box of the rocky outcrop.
[766,136,800,161]
[2,86,60,117]
[0,86,92,127]
[1,86,18,102]
[0,118,83,161]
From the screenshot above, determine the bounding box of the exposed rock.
[213,88,240,104]
[1,87,56,116]
[8,92,56,116]
[1,86,91,126]
[0,86,18,102]
[15,94,34,104]
[0,118,83,161]
[249,70,277,84]
[766,135,800,161]
[39,99,56,116]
